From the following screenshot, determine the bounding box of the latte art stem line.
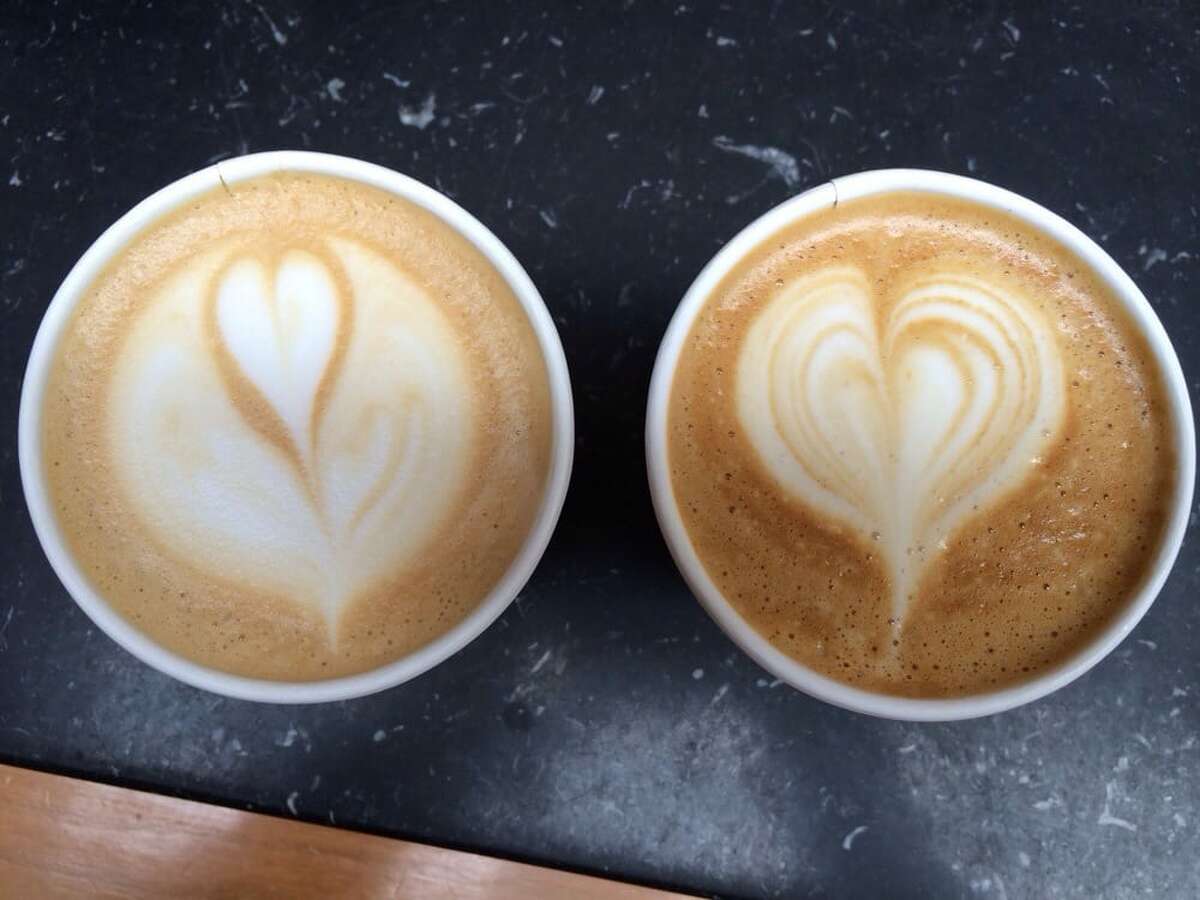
[738,266,1066,633]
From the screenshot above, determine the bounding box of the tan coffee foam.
[42,172,553,681]
[668,191,1176,698]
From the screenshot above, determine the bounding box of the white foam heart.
[108,240,473,640]
[737,265,1065,629]
[216,253,339,468]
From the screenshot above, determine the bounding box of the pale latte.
[668,192,1176,698]
[42,172,553,681]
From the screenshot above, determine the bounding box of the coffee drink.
[668,191,1176,698]
[41,172,553,681]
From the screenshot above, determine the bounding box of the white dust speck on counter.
[586,85,604,105]
[398,93,436,129]
[275,724,311,752]
[538,209,558,229]
[692,668,704,680]
[620,180,650,209]
[8,171,21,187]
[286,790,299,816]
[373,729,386,743]
[251,1,288,46]
[842,825,868,851]
[967,875,1007,896]
[1097,781,1138,832]
[1141,247,1168,271]
[325,77,345,102]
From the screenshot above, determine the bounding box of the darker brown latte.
[668,192,1177,698]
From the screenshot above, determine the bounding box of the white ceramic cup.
[19,151,575,704]
[646,168,1195,721]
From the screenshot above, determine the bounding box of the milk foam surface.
[669,192,1175,698]
[43,173,553,681]
[737,266,1065,630]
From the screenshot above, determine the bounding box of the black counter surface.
[2,3,1198,897]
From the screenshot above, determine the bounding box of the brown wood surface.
[0,763,692,899]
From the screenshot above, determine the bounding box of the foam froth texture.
[668,192,1176,698]
[42,173,553,681]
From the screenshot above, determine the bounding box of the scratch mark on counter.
[712,136,800,188]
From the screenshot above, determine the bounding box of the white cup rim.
[18,150,575,704]
[646,168,1196,721]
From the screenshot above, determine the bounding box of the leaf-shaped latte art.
[737,266,1065,630]
[107,239,473,641]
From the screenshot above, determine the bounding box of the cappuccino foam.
[42,172,553,680]
[669,192,1176,698]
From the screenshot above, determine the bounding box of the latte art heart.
[737,266,1066,629]
[669,193,1175,698]
[108,240,474,641]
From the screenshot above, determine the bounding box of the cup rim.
[645,167,1196,721]
[18,150,575,704]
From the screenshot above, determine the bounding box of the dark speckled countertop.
[2,2,1198,898]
